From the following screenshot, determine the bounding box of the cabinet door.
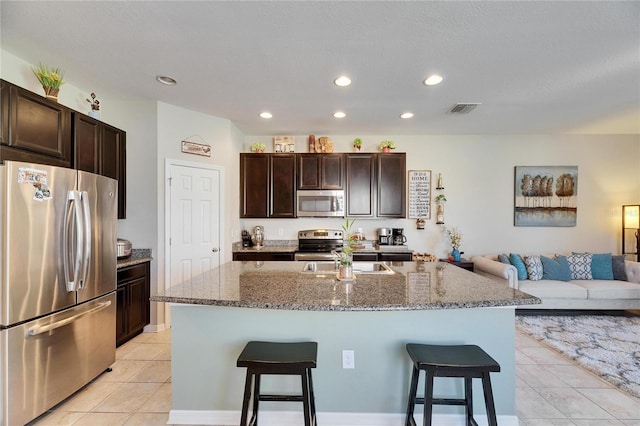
[240,154,270,217]
[0,80,8,145]
[127,276,149,335]
[74,114,101,173]
[270,154,296,217]
[116,285,128,346]
[321,154,344,189]
[346,154,376,217]
[4,83,71,167]
[102,124,126,219]
[377,153,406,218]
[298,154,321,189]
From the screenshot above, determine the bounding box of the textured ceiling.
[1,1,639,135]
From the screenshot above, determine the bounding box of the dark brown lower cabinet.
[116,262,150,347]
[232,252,295,261]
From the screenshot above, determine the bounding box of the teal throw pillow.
[509,253,528,280]
[590,253,614,280]
[541,255,572,281]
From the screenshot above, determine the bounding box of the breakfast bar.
[152,261,539,425]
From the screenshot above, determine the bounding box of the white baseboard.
[167,409,521,425]
[143,323,168,333]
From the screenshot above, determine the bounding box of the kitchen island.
[152,261,539,426]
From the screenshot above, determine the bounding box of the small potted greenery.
[353,138,362,151]
[250,142,266,153]
[337,217,356,279]
[31,63,65,101]
[379,140,396,152]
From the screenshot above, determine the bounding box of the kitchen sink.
[301,261,394,275]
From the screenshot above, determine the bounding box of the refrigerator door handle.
[78,191,92,289]
[63,191,84,292]
[25,300,112,336]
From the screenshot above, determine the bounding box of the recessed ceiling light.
[424,74,443,86]
[259,112,273,119]
[333,111,346,118]
[156,75,177,85]
[400,112,414,119]
[334,76,352,87]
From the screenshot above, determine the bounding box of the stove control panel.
[297,229,343,240]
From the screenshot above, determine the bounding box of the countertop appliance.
[0,161,117,426]
[295,229,344,261]
[117,238,132,259]
[378,227,393,245]
[296,190,345,217]
[241,230,253,247]
[253,225,264,248]
[392,228,407,245]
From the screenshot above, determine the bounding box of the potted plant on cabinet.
[353,138,362,152]
[379,140,396,153]
[250,142,266,153]
[31,64,65,101]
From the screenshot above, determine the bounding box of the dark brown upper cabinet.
[297,154,344,189]
[240,153,297,218]
[0,80,72,167]
[74,113,127,219]
[345,153,376,217]
[377,153,406,218]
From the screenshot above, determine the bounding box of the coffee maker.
[241,230,253,247]
[378,228,392,245]
[392,228,407,245]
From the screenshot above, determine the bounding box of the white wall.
[243,134,640,258]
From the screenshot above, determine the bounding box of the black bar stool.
[405,343,501,426]
[237,341,318,426]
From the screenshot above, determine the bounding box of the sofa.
[472,253,640,310]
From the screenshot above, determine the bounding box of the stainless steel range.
[294,229,344,261]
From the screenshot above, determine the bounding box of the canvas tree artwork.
[514,166,578,227]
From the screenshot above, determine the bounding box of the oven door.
[294,252,337,261]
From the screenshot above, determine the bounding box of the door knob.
[212,248,219,252]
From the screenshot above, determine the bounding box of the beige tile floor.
[30,328,640,425]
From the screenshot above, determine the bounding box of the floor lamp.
[622,204,640,262]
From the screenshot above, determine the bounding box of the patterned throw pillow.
[567,253,593,280]
[509,253,528,280]
[524,255,543,281]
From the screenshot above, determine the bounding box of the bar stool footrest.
[259,394,305,402]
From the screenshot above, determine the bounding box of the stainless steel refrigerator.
[0,161,117,426]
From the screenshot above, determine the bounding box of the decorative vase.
[43,86,59,102]
[88,110,100,119]
[436,204,445,224]
[354,146,361,152]
[338,252,354,279]
[382,147,390,153]
[256,149,264,153]
[452,248,461,262]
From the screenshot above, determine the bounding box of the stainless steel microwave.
[296,190,345,217]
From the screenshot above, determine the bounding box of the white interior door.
[166,161,223,326]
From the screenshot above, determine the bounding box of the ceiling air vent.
[448,103,480,114]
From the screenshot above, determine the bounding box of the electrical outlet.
[342,350,355,369]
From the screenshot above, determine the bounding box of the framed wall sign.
[408,170,431,219]
[181,140,211,157]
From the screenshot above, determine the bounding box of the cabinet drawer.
[117,263,148,282]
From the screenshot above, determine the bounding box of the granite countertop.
[231,240,412,254]
[151,261,539,311]
[117,249,153,268]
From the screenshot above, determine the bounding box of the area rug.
[515,314,640,399]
